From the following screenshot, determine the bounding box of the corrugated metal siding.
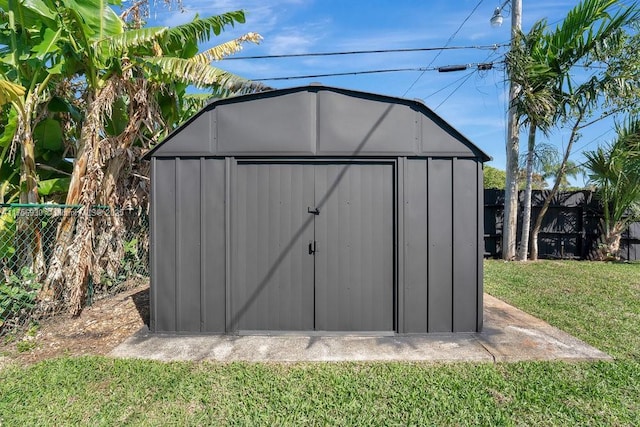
[403,160,428,333]
[151,158,176,332]
[175,159,201,332]
[402,158,482,333]
[428,159,454,332]
[314,164,394,331]
[453,159,480,332]
[231,163,315,330]
[202,159,227,332]
[151,158,226,333]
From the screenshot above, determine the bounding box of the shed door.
[314,164,394,331]
[232,164,316,330]
[231,162,393,332]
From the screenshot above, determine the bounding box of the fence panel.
[484,189,640,261]
[0,205,148,337]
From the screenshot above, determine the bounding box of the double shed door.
[232,162,394,332]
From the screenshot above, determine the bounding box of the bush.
[0,267,41,333]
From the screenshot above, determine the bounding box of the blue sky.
[148,0,616,184]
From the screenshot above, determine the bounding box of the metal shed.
[145,84,490,334]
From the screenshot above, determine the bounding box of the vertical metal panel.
[477,162,484,331]
[453,159,479,332]
[231,163,315,330]
[428,158,453,332]
[403,159,429,332]
[396,158,406,333]
[152,158,177,332]
[149,158,157,332]
[202,158,226,332]
[314,164,394,331]
[175,159,202,332]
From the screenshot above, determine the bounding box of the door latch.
[308,240,317,255]
[307,207,320,215]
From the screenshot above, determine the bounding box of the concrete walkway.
[110,295,612,363]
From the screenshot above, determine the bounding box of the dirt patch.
[1,282,149,365]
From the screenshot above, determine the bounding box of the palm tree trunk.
[517,123,536,261]
[502,100,520,260]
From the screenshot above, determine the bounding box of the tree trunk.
[502,0,522,261]
[38,133,89,303]
[517,123,536,261]
[592,218,625,260]
[502,104,520,260]
[530,111,583,260]
[15,93,45,279]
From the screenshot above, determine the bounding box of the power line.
[252,61,501,82]
[403,0,487,96]
[435,70,478,110]
[225,44,506,60]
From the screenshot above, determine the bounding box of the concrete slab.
[110,295,612,363]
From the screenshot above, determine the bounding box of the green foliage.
[0,267,41,330]
[484,165,506,189]
[119,237,144,279]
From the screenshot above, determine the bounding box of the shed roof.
[145,84,491,161]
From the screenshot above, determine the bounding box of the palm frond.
[96,27,168,57]
[166,11,246,45]
[192,32,263,63]
[142,56,268,94]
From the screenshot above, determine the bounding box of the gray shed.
[145,84,490,334]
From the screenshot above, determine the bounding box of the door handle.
[308,240,317,255]
[307,207,320,215]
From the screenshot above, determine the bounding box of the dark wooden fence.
[484,189,640,260]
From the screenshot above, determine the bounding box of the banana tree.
[0,0,69,275]
[39,1,266,314]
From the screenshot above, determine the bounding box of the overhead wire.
[252,61,503,82]
[226,44,506,60]
[402,0,487,97]
[434,70,478,110]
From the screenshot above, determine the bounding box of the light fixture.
[490,7,504,27]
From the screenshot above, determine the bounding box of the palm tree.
[584,117,640,260]
[506,0,639,260]
[507,21,559,261]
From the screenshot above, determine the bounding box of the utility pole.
[492,0,522,260]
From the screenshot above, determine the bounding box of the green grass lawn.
[1,260,639,426]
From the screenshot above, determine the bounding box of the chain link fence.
[0,205,149,338]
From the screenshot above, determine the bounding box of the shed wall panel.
[202,159,226,332]
[314,164,394,331]
[428,159,453,332]
[403,159,429,332]
[317,92,418,154]
[231,163,315,330]
[150,113,212,157]
[217,92,315,155]
[420,115,476,157]
[175,159,202,332]
[152,158,177,332]
[453,159,479,332]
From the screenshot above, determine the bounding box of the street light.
[489,0,511,27]
[490,7,504,27]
